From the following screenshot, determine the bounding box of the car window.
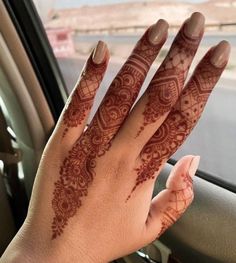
[34,0,236,187]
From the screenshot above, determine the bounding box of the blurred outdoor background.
[34,0,236,186]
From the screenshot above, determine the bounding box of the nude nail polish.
[92,41,107,64]
[184,12,205,38]
[210,40,231,68]
[148,19,169,45]
[188,156,200,178]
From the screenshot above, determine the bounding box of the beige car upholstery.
[0,0,54,255]
[0,0,54,196]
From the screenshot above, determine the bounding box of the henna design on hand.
[91,28,166,150]
[62,54,108,137]
[158,184,193,237]
[137,24,202,136]
[51,27,165,239]
[51,135,94,238]
[130,50,224,196]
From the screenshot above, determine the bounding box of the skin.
[0,12,230,263]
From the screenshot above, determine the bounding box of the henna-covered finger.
[86,19,169,153]
[114,13,205,153]
[144,155,198,243]
[54,41,109,145]
[130,40,230,196]
[50,21,169,238]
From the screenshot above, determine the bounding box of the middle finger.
[85,19,169,155]
[115,12,205,154]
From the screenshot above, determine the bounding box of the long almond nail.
[92,41,107,64]
[148,19,169,45]
[210,40,231,68]
[188,156,200,178]
[185,12,205,38]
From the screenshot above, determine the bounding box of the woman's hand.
[1,12,230,263]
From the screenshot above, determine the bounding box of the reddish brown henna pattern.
[91,28,166,149]
[158,171,193,237]
[158,185,193,236]
[130,49,224,196]
[51,134,94,238]
[51,27,165,239]
[137,23,203,136]
[62,54,108,137]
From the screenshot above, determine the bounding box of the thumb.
[144,155,200,244]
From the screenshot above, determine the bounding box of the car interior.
[0,0,235,262]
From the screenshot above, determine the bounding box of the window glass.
[35,0,236,186]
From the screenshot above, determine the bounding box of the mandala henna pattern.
[91,27,166,148]
[51,27,165,239]
[62,54,108,137]
[137,23,203,136]
[130,50,224,196]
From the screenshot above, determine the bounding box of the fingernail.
[184,12,205,38]
[92,41,107,64]
[188,156,200,178]
[148,19,169,44]
[210,40,231,68]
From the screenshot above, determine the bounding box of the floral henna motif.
[127,111,189,199]
[137,23,202,136]
[51,27,165,239]
[62,54,108,137]
[158,185,193,237]
[51,141,93,238]
[91,27,166,147]
[130,50,224,196]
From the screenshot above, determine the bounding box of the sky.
[55,0,207,9]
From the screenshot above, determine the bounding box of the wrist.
[0,223,100,263]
